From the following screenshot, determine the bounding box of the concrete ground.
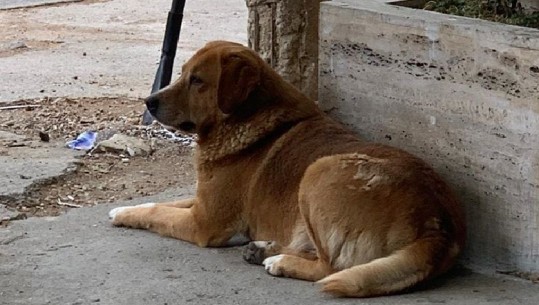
[0,0,81,10]
[0,0,247,103]
[1,0,539,304]
[2,190,539,305]
[0,130,83,200]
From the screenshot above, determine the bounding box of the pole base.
[141,109,154,125]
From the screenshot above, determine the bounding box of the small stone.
[7,142,26,147]
[0,205,27,222]
[39,131,50,142]
[95,134,152,156]
[126,147,135,157]
[9,40,28,50]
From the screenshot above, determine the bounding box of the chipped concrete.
[319,0,539,273]
[0,131,84,200]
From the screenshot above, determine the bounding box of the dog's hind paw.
[108,203,156,221]
[243,241,271,265]
[263,254,285,276]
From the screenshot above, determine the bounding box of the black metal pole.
[142,0,187,125]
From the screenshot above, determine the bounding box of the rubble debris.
[0,97,195,218]
[57,199,83,208]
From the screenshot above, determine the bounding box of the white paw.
[263,254,285,276]
[253,241,270,248]
[108,203,155,220]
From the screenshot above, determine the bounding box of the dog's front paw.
[263,254,285,276]
[108,202,156,225]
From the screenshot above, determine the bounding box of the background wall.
[319,0,539,272]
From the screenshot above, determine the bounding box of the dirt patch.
[0,97,196,218]
[0,39,64,58]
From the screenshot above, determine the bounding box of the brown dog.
[109,41,466,297]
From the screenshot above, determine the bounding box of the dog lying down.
[109,41,466,297]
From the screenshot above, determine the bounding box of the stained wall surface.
[319,0,539,272]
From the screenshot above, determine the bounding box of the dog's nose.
[145,95,160,115]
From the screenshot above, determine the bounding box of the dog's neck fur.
[196,108,300,163]
[196,69,319,164]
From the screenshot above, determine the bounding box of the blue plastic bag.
[66,131,97,150]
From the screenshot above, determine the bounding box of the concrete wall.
[245,0,320,100]
[319,0,539,272]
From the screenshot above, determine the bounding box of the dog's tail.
[317,235,460,297]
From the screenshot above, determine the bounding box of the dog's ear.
[218,52,260,114]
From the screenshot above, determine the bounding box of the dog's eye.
[190,75,203,85]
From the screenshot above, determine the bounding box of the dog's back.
[244,112,465,297]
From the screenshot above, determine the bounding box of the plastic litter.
[66,131,97,150]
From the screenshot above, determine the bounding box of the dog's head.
[145,41,264,135]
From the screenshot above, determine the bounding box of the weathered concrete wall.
[245,0,320,100]
[319,0,539,272]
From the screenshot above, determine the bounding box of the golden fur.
[109,41,466,297]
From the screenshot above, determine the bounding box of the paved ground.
[1,0,539,304]
[2,189,539,305]
[0,0,247,103]
[0,0,81,10]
